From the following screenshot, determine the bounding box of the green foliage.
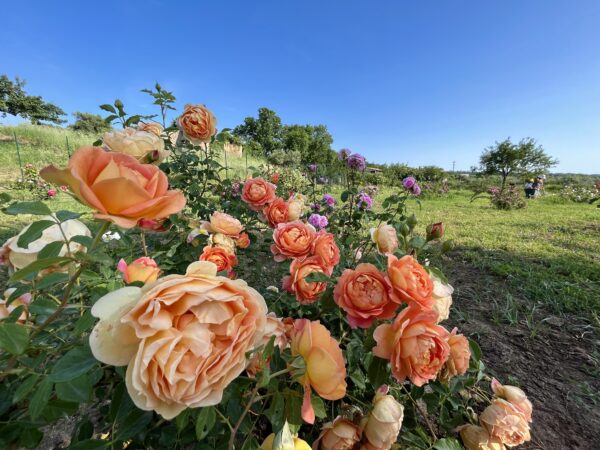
[69,111,112,134]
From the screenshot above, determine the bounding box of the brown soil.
[444,261,599,450]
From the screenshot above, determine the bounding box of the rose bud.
[236,232,251,249]
[479,399,531,447]
[426,222,444,241]
[361,387,404,450]
[458,424,505,450]
[491,378,532,422]
[117,257,161,285]
[313,416,361,450]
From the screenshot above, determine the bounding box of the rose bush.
[0,90,532,450]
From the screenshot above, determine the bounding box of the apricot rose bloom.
[458,425,505,450]
[210,233,237,254]
[199,245,238,274]
[386,255,434,309]
[0,288,32,323]
[242,177,277,211]
[117,257,161,285]
[370,223,398,255]
[138,122,163,137]
[479,399,531,447]
[236,232,251,249]
[361,387,404,450]
[40,147,186,229]
[312,231,340,270]
[289,319,347,424]
[89,261,268,419]
[373,306,450,386]
[314,416,361,450]
[491,378,533,422]
[333,263,398,329]
[283,256,330,305]
[431,275,454,322]
[177,104,217,144]
[263,197,290,228]
[202,211,243,237]
[271,221,316,262]
[103,127,167,163]
[439,328,471,383]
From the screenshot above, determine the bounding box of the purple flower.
[310,202,321,212]
[403,176,416,189]
[357,192,373,209]
[347,153,366,171]
[307,163,318,173]
[322,194,336,207]
[411,184,422,196]
[338,148,351,161]
[308,214,328,229]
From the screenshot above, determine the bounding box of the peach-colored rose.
[247,313,289,377]
[235,232,251,249]
[370,223,398,255]
[242,177,277,211]
[199,245,238,274]
[458,425,505,450]
[333,263,398,329]
[40,147,186,229]
[431,275,453,322]
[103,127,167,163]
[203,211,243,237]
[210,233,237,254]
[479,399,531,447]
[117,257,161,285]
[177,104,217,144]
[373,306,450,386]
[386,255,434,309]
[289,319,346,424]
[271,221,316,262]
[283,256,329,305]
[314,416,361,450]
[138,122,163,137]
[287,193,306,221]
[0,288,32,323]
[311,231,340,271]
[90,262,267,419]
[263,197,290,228]
[439,328,470,383]
[361,387,404,450]
[491,379,532,422]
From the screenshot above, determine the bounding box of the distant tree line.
[0,75,65,125]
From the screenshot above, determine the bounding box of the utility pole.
[452,161,456,172]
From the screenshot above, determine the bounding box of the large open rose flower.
[458,425,505,450]
[312,231,340,270]
[40,147,186,228]
[373,306,449,386]
[314,416,361,450]
[1,217,91,273]
[177,104,217,144]
[271,221,316,262]
[370,223,398,255]
[491,378,533,422]
[242,177,277,211]
[333,263,398,329]
[263,197,290,228]
[138,122,163,137]
[283,256,330,304]
[199,245,238,274]
[289,319,346,424]
[479,399,531,447]
[103,127,167,163]
[1,288,32,323]
[201,211,243,237]
[439,328,471,383]
[90,261,268,419]
[361,386,404,450]
[386,255,434,309]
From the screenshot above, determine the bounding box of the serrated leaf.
[13,374,39,403]
[38,240,65,259]
[28,377,53,420]
[9,257,71,282]
[6,201,52,216]
[16,220,56,248]
[55,374,92,403]
[50,346,98,382]
[195,406,216,440]
[0,322,29,355]
[54,210,82,222]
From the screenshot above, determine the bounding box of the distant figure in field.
[524,179,536,198]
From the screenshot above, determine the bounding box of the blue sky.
[2,0,599,173]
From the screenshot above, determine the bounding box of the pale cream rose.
[287,193,306,221]
[370,223,398,255]
[361,388,404,450]
[0,288,32,323]
[202,211,243,237]
[431,275,453,322]
[90,262,268,419]
[210,233,237,254]
[138,122,163,137]
[491,378,532,422]
[314,416,361,450]
[479,399,531,447]
[103,127,167,163]
[458,424,505,450]
[1,217,91,273]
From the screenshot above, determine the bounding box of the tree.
[0,74,66,125]
[69,112,112,134]
[233,107,282,155]
[479,138,558,189]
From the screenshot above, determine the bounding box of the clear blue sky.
[2,0,599,173]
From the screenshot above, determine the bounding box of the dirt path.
[444,261,599,450]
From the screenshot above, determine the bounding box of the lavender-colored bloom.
[322,193,336,207]
[403,176,416,189]
[310,202,321,212]
[307,163,318,173]
[308,214,328,229]
[357,192,373,209]
[338,148,351,161]
[411,184,422,196]
[347,153,366,171]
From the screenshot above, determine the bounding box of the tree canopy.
[69,111,112,134]
[0,75,66,125]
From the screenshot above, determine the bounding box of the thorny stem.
[140,230,148,257]
[228,384,260,450]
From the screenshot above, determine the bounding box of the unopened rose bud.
[117,257,161,285]
[399,223,410,237]
[426,222,444,241]
[407,213,417,229]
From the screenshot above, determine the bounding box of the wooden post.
[13,131,24,180]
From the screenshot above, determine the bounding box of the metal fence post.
[65,135,71,158]
[13,131,24,180]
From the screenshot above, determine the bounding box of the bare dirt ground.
[445,261,599,450]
